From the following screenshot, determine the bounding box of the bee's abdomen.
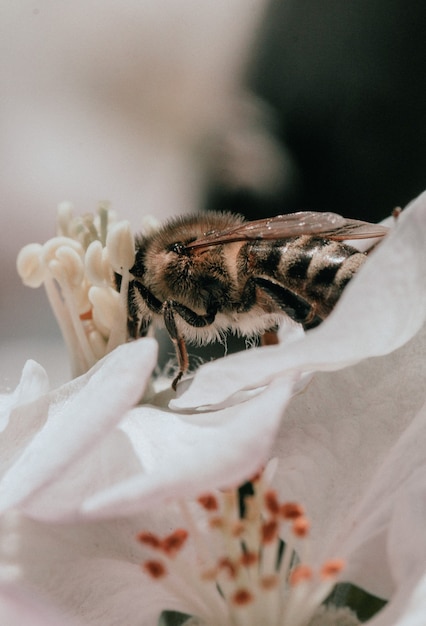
[246,236,366,319]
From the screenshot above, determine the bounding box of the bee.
[117,211,388,389]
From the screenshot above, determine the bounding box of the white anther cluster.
[17,202,136,377]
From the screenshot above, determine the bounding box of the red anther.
[240,551,258,567]
[262,519,278,543]
[218,557,238,579]
[137,531,162,549]
[79,309,93,321]
[260,575,279,590]
[292,516,310,537]
[201,567,218,581]
[280,502,305,520]
[198,494,219,511]
[143,560,167,579]
[232,521,245,537]
[321,558,345,579]
[289,564,313,587]
[209,516,224,530]
[162,529,188,556]
[231,589,254,606]
[264,490,280,516]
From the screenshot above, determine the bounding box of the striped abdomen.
[243,235,366,319]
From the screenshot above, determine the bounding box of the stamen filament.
[43,276,94,376]
[49,269,97,371]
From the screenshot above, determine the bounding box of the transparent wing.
[318,218,390,240]
[185,211,388,249]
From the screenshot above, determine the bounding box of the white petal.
[16,514,186,626]
[0,360,49,432]
[387,573,426,626]
[0,339,158,516]
[271,322,426,597]
[173,190,426,409]
[335,400,426,597]
[82,377,294,517]
[363,470,426,625]
[0,583,82,626]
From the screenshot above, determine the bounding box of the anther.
[197,494,219,511]
[231,589,254,606]
[106,220,135,272]
[240,551,258,567]
[137,531,162,549]
[261,519,278,543]
[292,516,310,537]
[80,310,93,321]
[209,516,224,530]
[281,502,305,520]
[264,490,280,516]
[218,557,237,579]
[260,575,279,590]
[162,529,188,557]
[143,560,167,579]
[16,243,45,288]
[289,565,313,587]
[85,240,107,286]
[320,559,345,580]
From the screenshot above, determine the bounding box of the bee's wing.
[321,219,390,240]
[186,211,388,249]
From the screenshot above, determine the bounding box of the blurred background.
[2,0,426,387]
[210,0,426,222]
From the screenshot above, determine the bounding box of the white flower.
[4,190,426,624]
[0,348,294,523]
[0,339,296,625]
[9,476,360,626]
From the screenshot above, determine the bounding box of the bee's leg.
[167,301,217,328]
[132,281,163,313]
[162,302,190,390]
[253,276,322,330]
[117,278,162,338]
[163,300,217,390]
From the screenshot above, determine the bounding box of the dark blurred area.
[207,0,426,223]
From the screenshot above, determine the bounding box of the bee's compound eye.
[169,242,186,255]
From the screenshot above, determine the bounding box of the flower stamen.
[137,472,347,625]
[17,202,137,378]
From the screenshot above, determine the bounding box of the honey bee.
[117,211,388,389]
